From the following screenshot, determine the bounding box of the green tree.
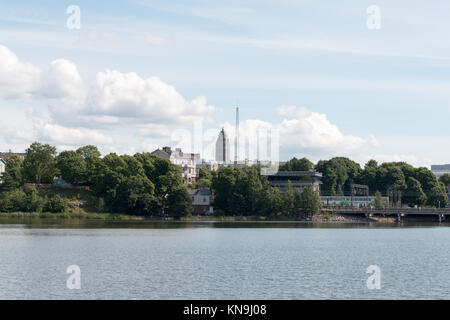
[90,153,157,215]
[261,186,283,216]
[44,194,68,213]
[280,157,313,171]
[1,154,24,190]
[23,142,57,184]
[321,167,338,196]
[56,150,87,184]
[316,157,361,196]
[300,186,322,217]
[403,177,427,207]
[166,186,192,217]
[427,182,449,208]
[77,145,101,162]
[282,180,296,215]
[374,190,385,209]
[77,145,101,184]
[439,174,450,187]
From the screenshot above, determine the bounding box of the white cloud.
[87,70,214,125]
[0,44,218,155]
[34,122,113,146]
[0,45,41,98]
[215,106,378,162]
[0,44,379,161]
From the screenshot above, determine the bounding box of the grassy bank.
[0,212,145,220]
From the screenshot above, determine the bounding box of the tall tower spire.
[234,105,239,166]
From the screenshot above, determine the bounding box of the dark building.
[268,171,322,193]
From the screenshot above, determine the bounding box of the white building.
[151,147,200,183]
[215,128,230,163]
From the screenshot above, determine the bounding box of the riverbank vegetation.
[1,142,192,217]
[0,142,447,219]
[312,157,448,207]
[211,166,322,218]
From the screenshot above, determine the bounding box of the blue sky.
[0,0,450,166]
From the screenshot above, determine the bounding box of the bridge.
[326,207,450,222]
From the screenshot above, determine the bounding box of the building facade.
[431,164,450,179]
[321,196,389,208]
[188,188,213,215]
[0,152,26,160]
[151,147,200,183]
[215,128,230,163]
[0,159,5,183]
[267,171,322,193]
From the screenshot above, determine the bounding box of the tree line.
[201,166,321,217]
[0,142,192,216]
[279,156,449,208]
[1,143,447,217]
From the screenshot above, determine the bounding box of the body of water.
[0,219,449,299]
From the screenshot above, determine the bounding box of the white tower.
[215,128,230,163]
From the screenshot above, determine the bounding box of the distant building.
[151,146,200,183]
[0,152,26,160]
[215,128,230,163]
[188,188,213,215]
[196,159,219,172]
[150,146,172,160]
[321,196,389,208]
[431,164,450,179]
[268,171,322,193]
[0,159,5,183]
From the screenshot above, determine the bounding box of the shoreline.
[0,211,444,224]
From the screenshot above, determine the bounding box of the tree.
[23,142,57,184]
[403,177,427,207]
[77,145,101,184]
[439,174,450,187]
[374,191,385,209]
[300,186,322,217]
[282,180,296,215]
[166,186,192,217]
[211,167,236,214]
[1,154,24,190]
[315,157,362,196]
[77,145,101,162]
[321,167,338,196]
[56,151,87,184]
[90,153,157,215]
[44,195,69,213]
[261,186,283,216]
[427,182,449,208]
[115,175,156,215]
[280,157,313,171]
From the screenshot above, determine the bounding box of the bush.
[44,195,69,213]
[0,187,44,212]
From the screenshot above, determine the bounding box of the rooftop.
[268,171,323,177]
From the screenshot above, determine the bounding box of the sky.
[0,0,450,167]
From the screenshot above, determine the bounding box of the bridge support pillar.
[397,213,401,222]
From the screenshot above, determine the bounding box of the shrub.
[44,195,69,213]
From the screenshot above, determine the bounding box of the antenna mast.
[234,104,239,167]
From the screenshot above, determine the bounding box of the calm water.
[1,219,450,299]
